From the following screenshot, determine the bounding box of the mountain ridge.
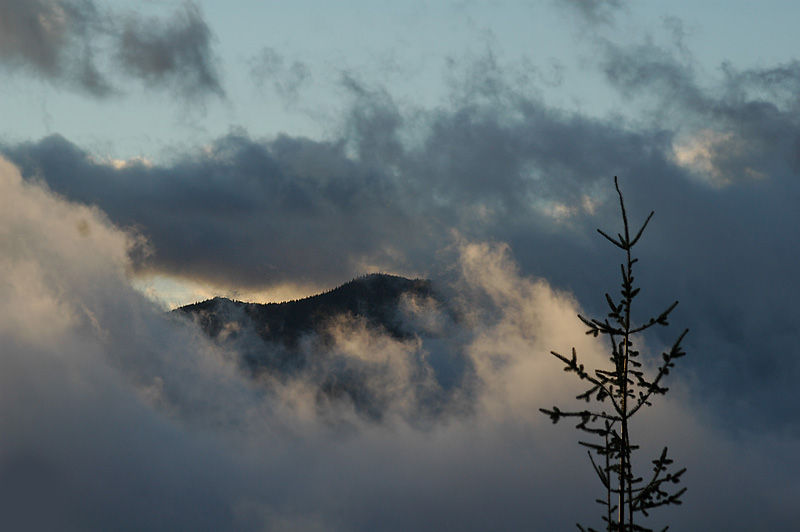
[175,272,437,347]
[173,272,469,421]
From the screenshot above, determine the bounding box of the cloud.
[554,0,628,26]
[0,155,592,530]
[0,0,222,99]
[601,37,800,182]
[0,159,617,529]
[0,156,242,530]
[1,2,799,527]
[0,63,662,289]
[0,0,112,95]
[672,128,767,185]
[3,131,426,289]
[116,1,223,99]
[580,31,800,433]
[6,43,800,439]
[0,159,796,531]
[249,47,311,105]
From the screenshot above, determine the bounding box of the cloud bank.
[0,155,797,531]
[6,45,800,436]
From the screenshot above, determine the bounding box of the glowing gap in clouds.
[132,273,331,309]
[672,129,766,186]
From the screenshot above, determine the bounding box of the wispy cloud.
[116,1,223,99]
[0,0,223,99]
[0,0,111,95]
[249,47,311,106]
[554,0,628,26]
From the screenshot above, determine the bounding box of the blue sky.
[2,1,800,531]
[5,1,797,163]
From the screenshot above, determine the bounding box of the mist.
[0,155,796,531]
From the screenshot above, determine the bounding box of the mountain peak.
[175,273,436,347]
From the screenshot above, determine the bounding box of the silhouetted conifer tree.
[540,177,687,532]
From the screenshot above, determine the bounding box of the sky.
[1,0,800,530]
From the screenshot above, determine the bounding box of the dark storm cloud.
[0,0,222,99]
[589,35,800,431]
[3,131,422,289]
[2,78,663,292]
[602,39,800,180]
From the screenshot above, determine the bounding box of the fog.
[0,156,796,531]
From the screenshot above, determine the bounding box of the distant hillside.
[177,273,435,343]
[174,273,468,420]
[176,273,441,368]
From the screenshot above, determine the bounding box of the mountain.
[175,273,443,367]
[174,273,465,421]
[177,273,436,343]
